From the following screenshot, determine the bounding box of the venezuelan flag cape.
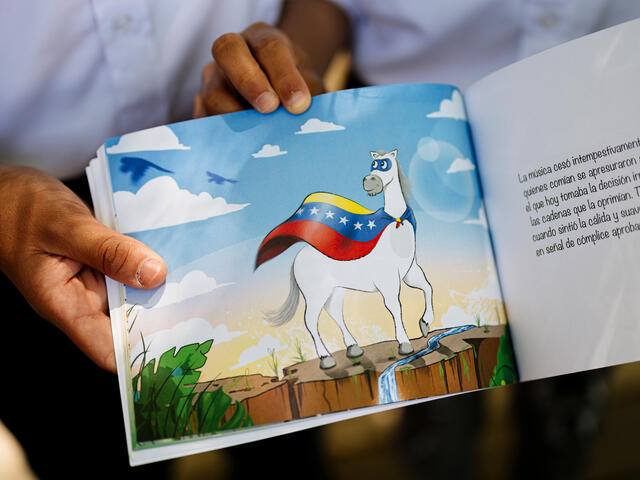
[255,192,415,269]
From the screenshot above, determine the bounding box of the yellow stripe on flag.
[302,192,374,215]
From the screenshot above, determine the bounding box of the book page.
[90,84,514,464]
[465,19,640,381]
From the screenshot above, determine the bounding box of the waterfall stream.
[377,325,475,404]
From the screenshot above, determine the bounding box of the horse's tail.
[264,264,300,326]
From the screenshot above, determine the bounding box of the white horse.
[266,150,434,369]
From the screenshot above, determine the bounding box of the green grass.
[291,338,306,364]
[267,348,280,378]
[243,369,251,391]
[461,352,471,382]
[351,370,365,402]
[126,304,139,333]
[438,360,446,389]
[223,376,240,393]
[131,339,252,443]
[399,366,413,381]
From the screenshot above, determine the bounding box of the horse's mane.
[397,163,412,204]
[376,150,412,204]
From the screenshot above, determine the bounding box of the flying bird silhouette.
[207,171,238,184]
[120,157,174,182]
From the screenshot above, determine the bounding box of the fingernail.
[136,258,162,287]
[255,91,278,112]
[286,91,308,113]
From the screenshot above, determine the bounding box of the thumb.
[58,215,167,289]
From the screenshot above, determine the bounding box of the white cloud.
[143,270,232,309]
[440,306,475,328]
[463,206,488,229]
[113,176,249,233]
[130,317,246,364]
[447,157,475,174]
[252,144,287,158]
[444,274,503,327]
[426,90,467,120]
[106,126,190,154]
[295,118,345,134]
[231,334,285,370]
[467,274,501,301]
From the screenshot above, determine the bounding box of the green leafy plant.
[131,340,252,443]
[489,326,518,387]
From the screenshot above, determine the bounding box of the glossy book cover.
[96,84,516,461]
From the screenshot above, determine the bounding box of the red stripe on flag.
[255,220,386,269]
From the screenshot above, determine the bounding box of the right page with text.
[465,18,640,381]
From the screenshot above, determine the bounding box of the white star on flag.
[296,208,304,215]
[367,220,376,229]
[325,211,335,219]
[339,216,348,225]
[354,221,363,230]
[310,207,319,215]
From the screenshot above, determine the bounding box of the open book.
[87,19,640,465]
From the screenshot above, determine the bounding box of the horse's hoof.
[346,345,363,358]
[399,342,414,355]
[320,356,337,369]
[419,319,431,337]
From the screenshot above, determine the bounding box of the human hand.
[193,21,325,117]
[0,166,167,372]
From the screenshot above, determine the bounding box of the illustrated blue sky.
[105,84,487,289]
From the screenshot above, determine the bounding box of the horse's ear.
[370,151,379,159]
[389,149,398,160]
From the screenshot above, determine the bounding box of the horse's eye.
[381,160,387,169]
[371,160,377,169]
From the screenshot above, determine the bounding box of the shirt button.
[112,13,134,33]
[537,11,558,29]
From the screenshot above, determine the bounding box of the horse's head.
[363,149,399,196]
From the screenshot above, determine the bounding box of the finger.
[200,67,249,115]
[27,260,117,373]
[243,23,311,114]
[211,32,280,113]
[203,87,248,115]
[47,213,167,289]
[193,93,207,118]
[65,310,117,373]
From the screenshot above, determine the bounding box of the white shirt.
[0,0,281,178]
[333,0,640,89]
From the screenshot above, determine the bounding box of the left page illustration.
[98,84,515,462]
